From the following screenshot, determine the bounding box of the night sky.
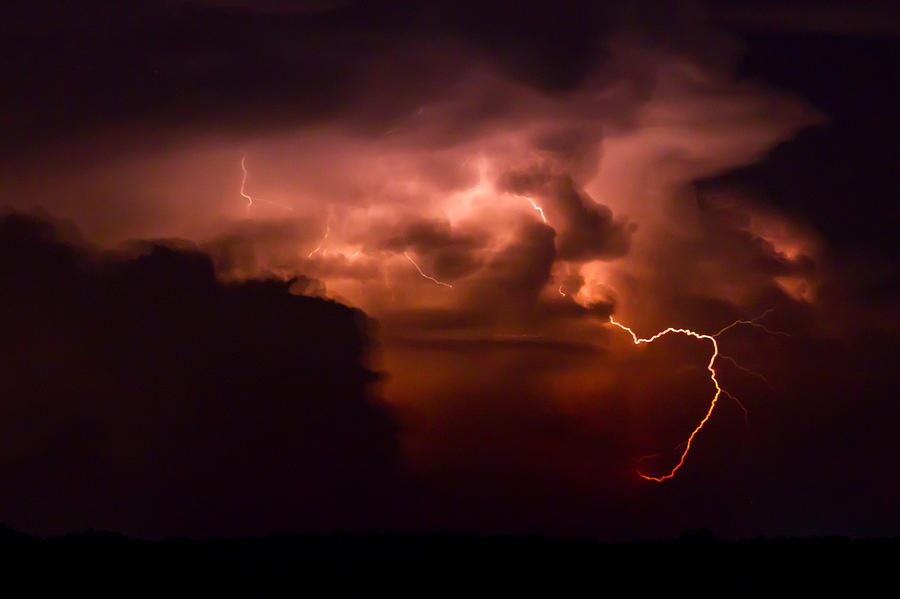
[1,1,897,541]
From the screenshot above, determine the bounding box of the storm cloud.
[0,0,897,541]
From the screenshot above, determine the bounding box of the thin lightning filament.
[404,252,453,288]
[239,155,294,211]
[519,195,548,224]
[240,156,253,207]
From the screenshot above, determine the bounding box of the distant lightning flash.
[307,222,330,258]
[404,252,453,288]
[239,155,294,211]
[239,156,254,206]
[721,389,750,425]
[608,310,785,482]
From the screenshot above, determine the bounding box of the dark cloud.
[382,218,485,254]
[531,127,605,183]
[0,1,569,160]
[0,211,401,538]
[468,221,557,324]
[0,0,740,166]
[203,218,322,278]
[500,170,634,261]
[558,271,585,297]
[190,1,349,14]
[387,335,599,355]
[380,218,487,280]
[540,293,615,322]
[712,1,900,36]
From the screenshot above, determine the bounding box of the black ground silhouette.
[0,211,401,539]
[0,523,894,589]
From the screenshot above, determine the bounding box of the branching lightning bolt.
[403,252,453,288]
[608,317,724,482]
[608,310,786,482]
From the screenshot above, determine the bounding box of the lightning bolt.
[403,252,453,288]
[608,310,786,481]
[239,155,295,211]
[519,195,548,224]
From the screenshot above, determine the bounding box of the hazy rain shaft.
[3,1,896,540]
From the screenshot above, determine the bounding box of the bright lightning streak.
[718,354,770,386]
[518,195,548,224]
[609,310,787,481]
[239,155,295,211]
[403,252,453,288]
